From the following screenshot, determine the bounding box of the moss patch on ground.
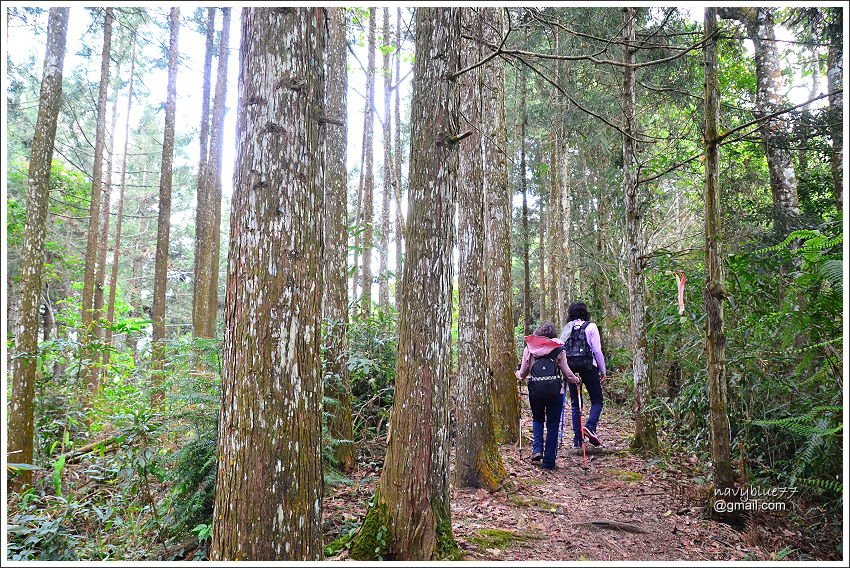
[508,494,560,512]
[607,468,644,482]
[468,528,545,550]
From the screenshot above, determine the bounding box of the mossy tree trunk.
[324,6,355,474]
[209,8,326,560]
[350,7,461,560]
[9,7,69,491]
[703,7,739,522]
[454,8,508,492]
[622,7,658,454]
[482,8,520,444]
[150,8,180,406]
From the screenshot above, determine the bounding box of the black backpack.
[564,321,594,371]
[530,347,562,379]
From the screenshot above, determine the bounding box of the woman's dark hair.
[567,302,590,322]
[533,322,557,338]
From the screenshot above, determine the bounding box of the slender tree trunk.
[827,11,843,212]
[192,8,216,338]
[324,6,355,473]
[205,7,231,336]
[622,7,658,454]
[94,64,121,344]
[454,8,507,491]
[393,7,405,307]
[556,128,572,325]
[378,7,392,309]
[482,8,519,444]
[359,9,377,315]
[150,8,180,406]
[704,7,737,519]
[538,213,546,322]
[105,34,137,364]
[9,7,69,491]
[81,7,113,396]
[718,7,801,237]
[519,63,531,334]
[349,8,461,560]
[209,8,326,559]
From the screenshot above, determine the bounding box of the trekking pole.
[578,382,588,469]
[558,389,567,448]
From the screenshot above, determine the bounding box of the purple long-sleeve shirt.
[560,320,607,376]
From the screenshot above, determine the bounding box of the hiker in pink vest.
[515,322,580,470]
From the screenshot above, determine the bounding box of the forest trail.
[326,402,821,561]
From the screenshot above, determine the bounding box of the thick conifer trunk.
[9,7,69,490]
[454,8,508,491]
[482,8,519,444]
[349,8,461,560]
[210,8,326,560]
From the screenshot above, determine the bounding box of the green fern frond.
[796,477,842,494]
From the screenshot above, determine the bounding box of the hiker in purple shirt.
[560,302,607,448]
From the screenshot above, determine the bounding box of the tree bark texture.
[150,8,180,405]
[105,34,137,364]
[454,8,508,491]
[9,6,69,490]
[209,8,326,561]
[622,7,658,454]
[192,8,216,337]
[378,7,393,308]
[349,7,461,561]
[719,7,802,236]
[481,8,519,444]
[359,9,377,315]
[81,7,113,395]
[703,7,737,516]
[324,7,355,473]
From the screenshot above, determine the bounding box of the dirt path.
[324,403,833,561]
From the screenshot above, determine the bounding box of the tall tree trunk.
[519,62,531,334]
[192,8,216,337]
[94,64,121,344]
[359,9,377,315]
[81,7,113,396]
[482,8,519,444]
[349,8,461,560]
[150,8,180,406]
[378,7,393,309]
[324,6,355,473]
[205,7,231,335]
[718,7,802,236]
[556,129,572,325]
[704,7,737,519]
[210,8,326,559]
[538,213,546,322]
[622,7,658,454]
[454,8,507,491]
[393,7,405,307]
[105,34,137,364]
[9,7,69,491]
[827,10,843,212]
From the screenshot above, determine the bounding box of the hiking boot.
[530,451,543,462]
[583,426,602,447]
[573,439,583,449]
[540,463,559,471]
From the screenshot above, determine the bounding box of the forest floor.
[325,402,841,562]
